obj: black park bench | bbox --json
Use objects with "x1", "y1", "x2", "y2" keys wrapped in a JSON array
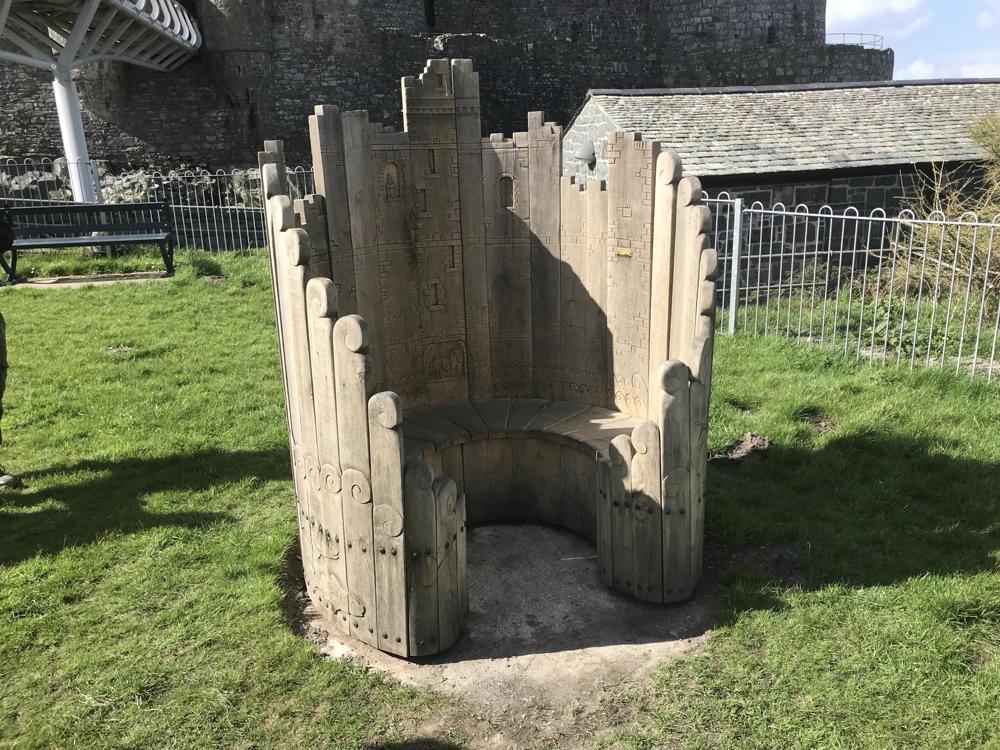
[{"x1": 0, "y1": 201, "x2": 175, "y2": 284}]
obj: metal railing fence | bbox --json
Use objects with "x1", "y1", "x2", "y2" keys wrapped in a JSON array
[
  {"x1": 1, "y1": 158, "x2": 314, "y2": 252},
  {"x1": 713, "y1": 199, "x2": 1000, "y2": 381},
  {"x1": 826, "y1": 32, "x2": 884, "y2": 49}
]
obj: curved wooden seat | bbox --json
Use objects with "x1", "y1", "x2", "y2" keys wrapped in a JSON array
[
  {"x1": 401, "y1": 399, "x2": 638, "y2": 460},
  {"x1": 260, "y1": 59, "x2": 719, "y2": 659}
]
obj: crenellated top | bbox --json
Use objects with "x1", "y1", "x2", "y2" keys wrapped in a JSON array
[{"x1": 263, "y1": 59, "x2": 717, "y2": 424}]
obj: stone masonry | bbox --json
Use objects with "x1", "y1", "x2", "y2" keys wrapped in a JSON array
[{"x1": 0, "y1": 0, "x2": 892, "y2": 168}]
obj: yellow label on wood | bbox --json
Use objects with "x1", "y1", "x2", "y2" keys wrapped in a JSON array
[{"x1": 615, "y1": 246, "x2": 632, "y2": 257}]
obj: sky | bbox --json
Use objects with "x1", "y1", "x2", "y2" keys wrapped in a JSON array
[{"x1": 826, "y1": 0, "x2": 1000, "y2": 79}]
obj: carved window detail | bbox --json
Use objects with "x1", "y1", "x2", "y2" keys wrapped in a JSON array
[
  {"x1": 384, "y1": 162, "x2": 401, "y2": 203},
  {"x1": 427, "y1": 149, "x2": 437, "y2": 175},
  {"x1": 499, "y1": 175, "x2": 514, "y2": 208}
]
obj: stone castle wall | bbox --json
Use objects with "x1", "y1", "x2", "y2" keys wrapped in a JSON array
[{"x1": 0, "y1": 0, "x2": 892, "y2": 168}]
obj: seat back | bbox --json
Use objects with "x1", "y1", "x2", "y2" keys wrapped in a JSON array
[{"x1": 260, "y1": 59, "x2": 714, "y2": 422}]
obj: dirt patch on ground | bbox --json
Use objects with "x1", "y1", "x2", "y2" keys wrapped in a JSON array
[
  {"x1": 282, "y1": 524, "x2": 717, "y2": 749},
  {"x1": 795, "y1": 407, "x2": 837, "y2": 435},
  {"x1": 710, "y1": 432, "x2": 773, "y2": 472}
]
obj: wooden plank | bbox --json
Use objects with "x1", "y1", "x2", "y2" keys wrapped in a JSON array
[
  {"x1": 558, "y1": 444, "x2": 589, "y2": 537},
  {"x1": 434, "y1": 476, "x2": 461, "y2": 651},
  {"x1": 402, "y1": 406, "x2": 471, "y2": 445},
  {"x1": 608, "y1": 434, "x2": 635, "y2": 595},
  {"x1": 461, "y1": 439, "x2": 491, "y2": 525},
  {"x1": 434, "y1": 400, "x2": 489, "y2": 437},
  {"x1": 584, "y1": 180, "x2": 610, "y2": 408},
  {"x1": 471, "y1": 398, "x2": 511, "y2": 436},
  {"x1": 305, "y1": 277, "x2": 349, "y2": 636},
  {"x1": 309, "y1": 105, "x2": 357, "y2": 313},
  {"x1": 340, "y1": 111, "x2": 386, "y2": 392},
  {"x1": 332, "y1": 314, "x2": 378, "y2": 647},
  {"x1": 595, "y1": 456, "x2": 614, "y2": 587},
  {"x1": 687, "y1": 247, "x2": 718, "y2": 590},
  {"x1": 560, "y1": 177, "x2": 589, "y2": 402},
  {"x1": 403, "y1": 458, "x2": 438, "y2": 656},
  {"x1": 484, "y1": 439, "x2": 514, "y2": 521},
  {"x1": 668, "y1": 177, "x2": 711, "y2": 365},
  {"x1": 456, "y1": 491, "x2": 469, "y2": 626},
  {"x1": 605, "y1": 132, "x2": 659, "y2": 418},
  {"x1": 294, "y1": 194, "x2": 332, "y2": 280},
  {"x1": 402, "y1": 436, "x2": 435, "y2": 461},
  {"x1": 535, "y1": 439, "x2": 563, "y2": 526},
  {"x1": 368, "y1": 391, "x2": 408, "y2": 655},
  {"x1": 574, "y1": 447, "x2": 599, "y2": 543},
  {"x1": 527, "y1": 112, "x2": 563, "y2": 400},
  {"x1": 510, "y1": 438, "x2": 540, "y2": 520},
  {"x1": 630, "y1": 420, "x2": 664, "y2": 603},
  {"x1": 505, "y1": 398, "x2": 549, "y2": 434},
  {"x1": 524, "y1": 399, "x2": 591, "y2": 432},
  {"x1": 659, "y1": 360, "x2": 693, "y2": 602},
  {"x1": 453, "y1": 60, "x2": 493, "y2": 400},
  {"x1": 483, "y1": 131, "x2": 533, "y2": 398},
  {"x1": 648, "y1": 151, "x2": 682, "y2": 421},
  {"x1": 440, "y1": 444, "x2": 466, "y2": 500},
  {"x1": 401, "y1": 61, "x2": 469, "y2": 407}
]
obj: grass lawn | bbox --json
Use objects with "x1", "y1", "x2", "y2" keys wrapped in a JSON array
[{"x1": 1, "y1": 252, "x2": 998, "y2": 748}]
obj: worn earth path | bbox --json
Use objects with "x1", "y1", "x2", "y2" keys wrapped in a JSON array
[{"x1": 286, "y1": 523, "x2": 718, "y2": 749}]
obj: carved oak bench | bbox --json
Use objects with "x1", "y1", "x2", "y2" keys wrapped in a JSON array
[{"x1": 261, "y1": 59, "x2": 718, "y2": 659}]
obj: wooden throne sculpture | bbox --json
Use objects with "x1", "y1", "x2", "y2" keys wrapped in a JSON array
[{"x1": 261, "y1": 59, "x2": 718, "y2": 658}]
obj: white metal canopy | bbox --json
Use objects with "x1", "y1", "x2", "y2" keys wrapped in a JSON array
[{"x1": 0, "y1": 0, "x2": 202, "y2": 201}]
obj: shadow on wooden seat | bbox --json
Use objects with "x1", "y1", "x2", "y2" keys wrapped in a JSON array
[{"x1": 260, "y1": 59, "x2": 718, "y2": 658}]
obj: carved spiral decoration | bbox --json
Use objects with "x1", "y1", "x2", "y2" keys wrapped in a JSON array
[
  {"x1": 631, "y1": 421, "x2": 658, "y2": 456},
  {"x1": 659, "y1": 360, "x2": 690, "y2": 395},
  {"x1": 433, "y1": 477, "x2": 458, "y2": 513},
  {"x1": 284, "y1": 228, "x2": 310, "y2": 268},
  {"x1": 306, "y1": 456, "x2": 323, "y2": 493},
  {"x1": 322, "y1": 464, "x2": 342, "y2": 494},
  {"x1": 306, "y1": 277, "x2": 338, "y2": 320},
  {"x1": 342, "y1": 468, "x2": 372, "y2": 505},
  {"x1": 369, "y1": 391, "x2": 402, "y2": 429},
  {"x1": 333, "y1": 315, "x2": 367, "y2": 353},
  {"x1": 373, "y1": 504, "x2": 405, "y2": 537}
]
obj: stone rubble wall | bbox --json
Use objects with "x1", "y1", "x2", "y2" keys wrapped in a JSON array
[{"x1": 0, "y1": 0, "x2": 892, "y2": 168}]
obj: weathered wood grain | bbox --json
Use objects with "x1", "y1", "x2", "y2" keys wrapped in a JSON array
[
  {"x1": 403, "y1": 458, "x2": 438, "y2": 656},
  {"x1": 305, "y1": 277, "x2": 350, "y2": 635},
  {"x1": 648, "y1": 151, "x2": 682, "y2": 420},
  {"x1": 309, "y1": 105, "x2": 357, "y2": 313},
  {"x1": 332, "y1": 314, "x2": 378, "y2": 647},
  {"x1": 596, "y1": 455, "x2": 614, "y2": 587},
  {"x1": 434, "y1": 476, "x2": 461, "y2": 651},
  {"x1": 659, "y1": 360, "x2": 692, "y2": 602},
  {"x1": 369, "y1": 391, "x2": 408, "y2": 656},
  {"x1": 527, "y1": 112, "x2": 563, "y2": 400},
  {"x1": 608, "y1": 434, "x2": 635, "y2": 594},
  {"x1": 630, "y1": 420, "x2": 663, "y2": 602}
]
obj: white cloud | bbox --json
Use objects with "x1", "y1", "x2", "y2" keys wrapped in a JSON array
[
  {"x1": 899, "y1": 59, "x2": 936, "y2": 79},
  {"x1": 977, "y1": 0, "x2": 1000, "y2": 28},
  {"x1": 961, "y1": 60, "x2": 1000, "y2": 77},
  {"x1": 827, "y1": 0, "x2": 923, "y2": 24},
  {"x1": 895, "y1": 12, "x2": 932, "y2": 37}
]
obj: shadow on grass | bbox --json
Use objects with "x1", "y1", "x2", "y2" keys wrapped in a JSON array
[
  {"x1": 707, "y1": 431, "x2": 1000, "y2": 616},
  {"x1": 364, "y1": 742, "x2": 465, "y2": 750},
  {"x1": 0, "y1": 448, "x2": 291, "y2": 565}
]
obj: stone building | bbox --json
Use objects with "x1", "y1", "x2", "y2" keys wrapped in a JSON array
[
  {"x1": 562, "y1": 80, "x2": 1000, "y2": 213},
  {"x1": 0, "y1": 0, "x2": 892, "y2": 167}
]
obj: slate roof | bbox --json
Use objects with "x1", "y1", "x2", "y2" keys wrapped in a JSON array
[{"x1": 583, "y1": 80, "x2": 1000, "y2": 177}]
